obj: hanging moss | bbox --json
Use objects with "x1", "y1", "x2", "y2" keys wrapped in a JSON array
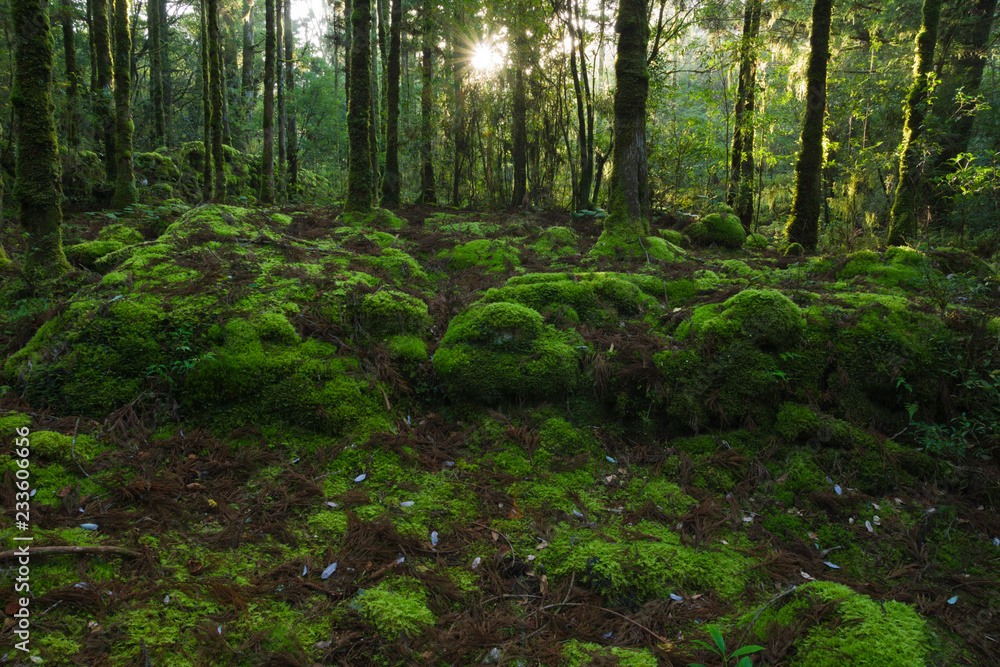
[
  {"x1": 783, "y1": 0, "x2": 833, "y2": 252},
  {"x1": 12, "y1": 0, "x2": 71, "y2": 280},
  {"x1": 110, "y1": 0, "x2": 136, "y2": 209}
]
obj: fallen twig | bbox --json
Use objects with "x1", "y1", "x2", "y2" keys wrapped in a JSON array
[{"x1": 0, "y1": 545, "x2": 140, "y2": 560}]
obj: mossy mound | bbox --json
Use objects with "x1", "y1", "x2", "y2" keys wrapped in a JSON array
[
  {"x1": 590, "y1": 230, "x2": 686, "y2": 261},
  {"x1": 686, "y1": 212, "x2": 746, "y2": 249},
  {"x1": 440, "y1": 238, "x2": 520, "y2": 272},
  {"x1": 340, "y1": 208, "x2": 406, "y2": 230},
  {"x1": 433, "y1": 302, "x2": 582, "y2": 402},
  {"x1": 678, "y1": 288, "x2": 804, "y2": 350},
  {"x1": 742, "y1": 582, "x2": 932, "y2": 667},
  {"x1": 533, "y1": 225, "x2": 579, "y2": 259},
  {"x1": 562, "y1": 640, "x2": 658, "y2": 667},
  {"x1": 134, "y1": 151, "x2": 181, "y2": 182}
]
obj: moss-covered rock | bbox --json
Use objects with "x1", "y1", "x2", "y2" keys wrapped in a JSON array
[
  {"x1": 340, "y1": 207, "x2": 406, "y2": 230},
  {"x1": 441, "y1": 239, "x2": 520, "y2": 272},
  {"x1": 25, "y1": 430, "x2": 105, "y2": 463},
  {"x1": 533, "y1": 225, "x2": 578, "y2": 259},
  {"x1": 679, "y1": 288, "x2": 804, "y2": 350},
  {"x1": 482, "y1": 272, "x2": 655, "y2": 325},
  {"x1": 686, "y1": 212, "x2": 746, "y2": 249},
  {"x1": 776, "y1": 402, "x2": 820, "y2": 441},
  {"x1": 134, "y1": 151, "x2": 180, "y2": 182},
  {"x1": 742, "y1": 582, "x2": 931, "y2": 667},
  {"x1": 433, "y1": 302, "x2": 581, "y2": 402}
]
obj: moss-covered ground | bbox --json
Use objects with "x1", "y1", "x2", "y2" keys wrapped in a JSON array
[{"x1": 1, "y1": 203, "x2": 999, "y2": 666}]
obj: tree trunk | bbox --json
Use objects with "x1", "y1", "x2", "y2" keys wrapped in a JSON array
[
  {"x1": 12, "y1": 0, "x2": 70, "y2": 279},
  {"x1": 510, "y1": 26, "x2": 527, "y2": 209},
  {"x1": 241, "y1": 0, "x2": 254, "y2": 150},
  {"x1": 450, "y1": 7, "x2": 466, "y2": 207},
  {"x1": 93, "y1": 0, "x2": 115, "y2": 180},
  {"x1": 345, "y1": 0, "x2": 373, "y2": 212},
  {"x1": 784, "y1": 0, "x2": 833, "y2": 251},
  {"x1": 344, "y1": 0, "x2": 352, "y2": 108},
  {"x1": 260, "y1": 0, "x2": 275, "y2": 202},
  {"x1": 200, "y1": 0, "x2": 212, "y2": 200},
  {"x1": 285, "y1": 0, "x2": 297, "y2": 192},
  {"x1": 887, "y1": 0, "x2": 941, "y2": 245},
  {"x1": 381, "y1": 0, "x2": 400, "y2": 207},
  {"x1": 111, "y1": 0, "x2": 135, "y2": 208},
  {"x1": 570, "y1": 0, "x2": 594, "y2": 211},
  {"x1": 208, "y1": 0, "x2": 226, "y2": 200},
  {"x1": 87, "y1": 0, "x2": 97, "y2": 92},
  {"x1": 368, "y1": 1, "x2": 379, "y2": 190},
  {"x1": 147, "y1": 0, "x2": 165, "y2": 146},
  {"x1": 219, "y1": 16, "x2": 232, "y2": 147},
  {"x1": 728, "y1": 0, "x2": 761, "y2": 230},
  {"x1": 276, "y1": 0, "x2": 285, "y2": 196},
  {"x1": 157, "y1": 0, "x2": 170, "y2": 144},
  {"x1": 418, "y1": 0, "x2": 435, "y2": 204},
  {"x1": 601, "y1": 0, "x2": 650, "y2": 242},
  {"x1": 61, "y1": 3, "x2": 80, "y2": 148}
]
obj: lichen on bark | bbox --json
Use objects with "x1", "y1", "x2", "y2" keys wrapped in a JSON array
[
  {"x1": 12, "y1": 0, "x2": 70, "y2": 279},
  {"x1": 345, "y1": 0, "x2": 374, "y2": 212}
]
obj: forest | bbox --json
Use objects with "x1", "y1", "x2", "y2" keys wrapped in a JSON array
[{"x1": 0, "y1": 0, "x2": 999, "y2": 663}]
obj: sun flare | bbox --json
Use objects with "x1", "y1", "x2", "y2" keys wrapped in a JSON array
[{"x1": 470, "y1": 41, "x2": 504, "y2": 72}]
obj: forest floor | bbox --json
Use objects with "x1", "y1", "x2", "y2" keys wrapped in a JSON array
[{"x1": 1, "y1": 202, "x2": 999, "y2": 666}]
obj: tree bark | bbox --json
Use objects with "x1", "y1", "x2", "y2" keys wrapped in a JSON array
[
  {"x1": 208, "y1": 0, "x2": 226, "y2": 200},
  {"x1": 93, "y1": 0, "x2": 115, "y2": 180},
  {"x1": 157, "y1": 0, "x2": 171, "y2": 144},
  {"x1": 510, "y1": 26, "x2": 527, "y2": 209},
  {"x1": 86, "y1": 0, "x2": 97, "y2": 92},
  {"x1": 418, "y1": 0, "x2": 435, "y2": 204},
  {"x1": 344, "y1": 0, "x2": 352, "y2": 108},
  {"x1": 887, "y1": 0, "x2": 940, "y2": 245},
  {"x1": 345, "y1": 0, "x2": 373, "y2": 212},
  {"x1": 728, "y1": 0, "x2": 761, "y2": 230},
  {"x1": 381, "y1": 0, "x2": 401, "y2": 207},
  {"x1": 369, "y1": 1, "x2": 379, "y2": 191},
  {"x1": 569, "y1": 0, "x2": 594, "y2": 211},
  {"x1": 602, "y1": 0, "x2": 650, "y2": 242},
  {"x1": 12, "y1": 0, "x2": 70, "y2": 279},
  {"x1": 260, "y1": 0, "x2": 275, "y2": 202},
  {"x1": 276, "y1": 0, "x2": 286, "y2": 196},
  {"x1": 200, "y1": 0, "x2": 212, "y2": 200},
  {"x1": 61, "y1": 3, "x2": 80, "y2": 148},
  {"x1": 241, "y1": 0, "x2": 254, "y2": 150},
  {"x1": 147, "y1": 0, "x2": 165, "y2": 146},
  {"x1": 784, "y1": 0, "x2": 833, "y2": 251},
  {"x1": 284, "y1": 0, "x2": 297, "y2": 191},
  {"x1": 111, "y1": 0, "x2": 136, "y2": 208}
]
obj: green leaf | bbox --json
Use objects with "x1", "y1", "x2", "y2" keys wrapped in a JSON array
[
  {"x1": 737, "y1": 658, "x2": 753, "y2": 667},
  {"x1": 709, "y1": 626, "x2": 726, "y2": 654},
  {"x1": 691, "y1": 640, "x2": 721, "y2": 656},
  {"x1": 731, "y1": 645, "x2": 765, "y2": 658}
]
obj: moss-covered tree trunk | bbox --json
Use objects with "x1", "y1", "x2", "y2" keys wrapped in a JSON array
[
  {"x1": 784, "y1": 0, "x2": 833, "y2": 252},
  {"x1": 450, "y1": 6, "x2": 466, "y2": 207},
  {"x1": 368, "y1": 3, "x2": 379, "y2": 193},
  {"x1": 260, "y1": 0, "x2": 275, "y2": 203},
  {"x1": 284, "y1": 0, "x2": 297, "y2": 192},
  {"x1": 93, "y1": 0, "x2": 115, "y2": 181},
  {"x1": 887, "y1": 0, "x2": 940, "y2": 245},
  {"x1": 86, "y1": 0, "x2": 97, "y2": 92},
  {"x1": 157, "y1": 0, "x2": 171, "y2": 144},
  {"x1": 418, "y1": 0, "x2": 435, "y2": 205},
  {"x1": 208, "y1": 0, "x2": 226, "y2": 201},
  {"x1": 241, "y1": 0, "x2": 254, "y2": 150},
  {"x1": 276, "y1": 0, "x2": 286, "y2": 197},
  {"x1": 381, "y1": 0, "x2": 401, "y2": 208},
  {"x1": 510, "y1": 25, "x2": 527, "y2": 209},
  {"x1": 12, "y1": 0, "x2": 70, "y2": 279},
  {"x1": 147, "y1": 0, "x2": 165, "y2": 146},
  {"x1": 111, "y1": 0, "x2": 135, "y2": 209},
  {"x1": 61, "y1": 3, "x2": 80, "y2": 148},
  {"x1": 344, "y1": 0, "x2": 352, "y2": 108},
  {"x1": 345, "y1": 0, "x2": 373, "y2": 212},
  {"x1": 218, "y1": 24, "x2": 232, "y2": 147},
  {"x1": 728, "y1": 0, "x2": 761, "y2": 230},
  {"x1": 601, "y1": 0, "x2": 650, "y2": 242},
  {"x1": 200, "y1": 0, "x2": 212, "y2": 200}
]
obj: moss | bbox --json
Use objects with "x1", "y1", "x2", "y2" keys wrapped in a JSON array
[
  {"x1": 775, "y1": 402, "x2": 820, "y2": 441},
  {"x1": 744, "y1": 582, "x2": 930, "y2": 667},
  {"x1": 27, "y1": 430, "x2": 105, "y2": 463},
  {"x1": 838, "y1": 249, "x2": 921, "y2": 286},
  {"x1": 434, "y1": 303, "x2": 581, "y2": 403},
  {"x1": 442, "y1": 238, "x2": 520, "y2": 272},
  {"x1": 483, "y1": 272, "x2": 654, "y2": 324},
  {"x1": 387, "y1": 334, "x2": 428, "y2": 363},
  {"x1": 533, "y1": 225, "x2": 578, "y2": 258},
  {"x1": 134, "y1": 151, "x2": 180, "y2": 181},
  {"x1": 363, "y1": 247, "x2": 429, "y2": 283},
  {"x1": 353, "y1": 577, "x2": 436, "y2": 636},
  {"x1": 689, "y1": 289, "x2": 804, "y2": 350},
  {"x1": 538, "y1": 417, "x2": 598, "y2": 457},
  {"x1": 772, "y1": 450, "x2": 827, "y2": 505},
  {"x1": 64, "y1": 239, "x2": 126, "y2": 269},
  {"x1": 589, "y1": 228, "x2": 685, "y2": 262},
  {"x1": 785, "y1": 241, "x2": 805, "y2": 256},
  {"x1": 425, "y1": 213, "x2": 499, "y2": 236},
  {"x1": 0, "y1": 412, "x2": 33, "y2": 437},
  {"x1": 687, "y1": 212, "x2": 746, "y2": 248},
  {"x1": 341, "y1": 207, "x2": 406, "y2": 230},
  {"x1": 359, "y1": 290, "x2": 431, "y2": 339},
  {"x1": 987, "y1": 317, "x2": 1000, "y2": 337},
  {"x1": 270, "y1": 212, "x2": 292, "y2": 226},
  {"x1": 562, "y1": 640, "x2": 658, "y2": 667},
  {"x1": 747, "y1": 232, "x2": 769, "y2": 248},
  {"x1": 657, "y1": 228, "x2": 686, "y2": 246}
]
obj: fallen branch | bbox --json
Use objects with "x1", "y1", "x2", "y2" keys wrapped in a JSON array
[{"x1": 0, "y1": 545, "x2": 140, "y2": 560}]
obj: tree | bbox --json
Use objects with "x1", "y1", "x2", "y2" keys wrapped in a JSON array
[
  {"x1": 93, "y1": 0, "x2": 115, "y2": 180},
  {"x1": 728, "y1": 0, "x2": 762, "y2": 230},
  {"x1": 418, "y1": 0, "x2": 436, "y2": 204},
  {"x1": 277, "y1": 0, "x2": 286, "y2": 195},
  {"x1": 887, "y1": 0, "x2": 940, "y2": 245},
  {"x1": 784, "y1": 0, "x2": 834, "y2": 252},
  {"x1": 201, "y1": 0, "x2": 213, "y2": 200},
  {"x1": 208, "y1": 0, "x2": 227, "y2": 200},
  {"x1": 261, "y1": 0, "x2": 276, "y2": 203},
  {"x1": 285, "y1": 0, "x2": 298, "y2": 191},
  {"x1": 345, "y1": 0, "x2": 374, "y2": 212},
  {"x1": 147, "y1": 0, "x2": 166, "y2": 146},
  {"x1": 60, "y1": 2, "x2": 80, "y2": 148},
  {"x1": 598, "y1": 0, "x2": 651, "y2": 245},
  {"x1": 12, "y1": 0, "x2": 70, "y2": 279},
  {"x1": 111, "y1": 0, "x2": 136, "y2": 209},
  {"x1": 510, "y1": 23, "x2": 527, "y2": 209},
  {"x1": 241, "y1": 0, "x2": 255, "y2": 149},
  {"x1": 566, "y1": 0, "x2": 595, "y2": 211},
  {"x1": 381, "y1": 0, "x2": 401, "y2": 207}
]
